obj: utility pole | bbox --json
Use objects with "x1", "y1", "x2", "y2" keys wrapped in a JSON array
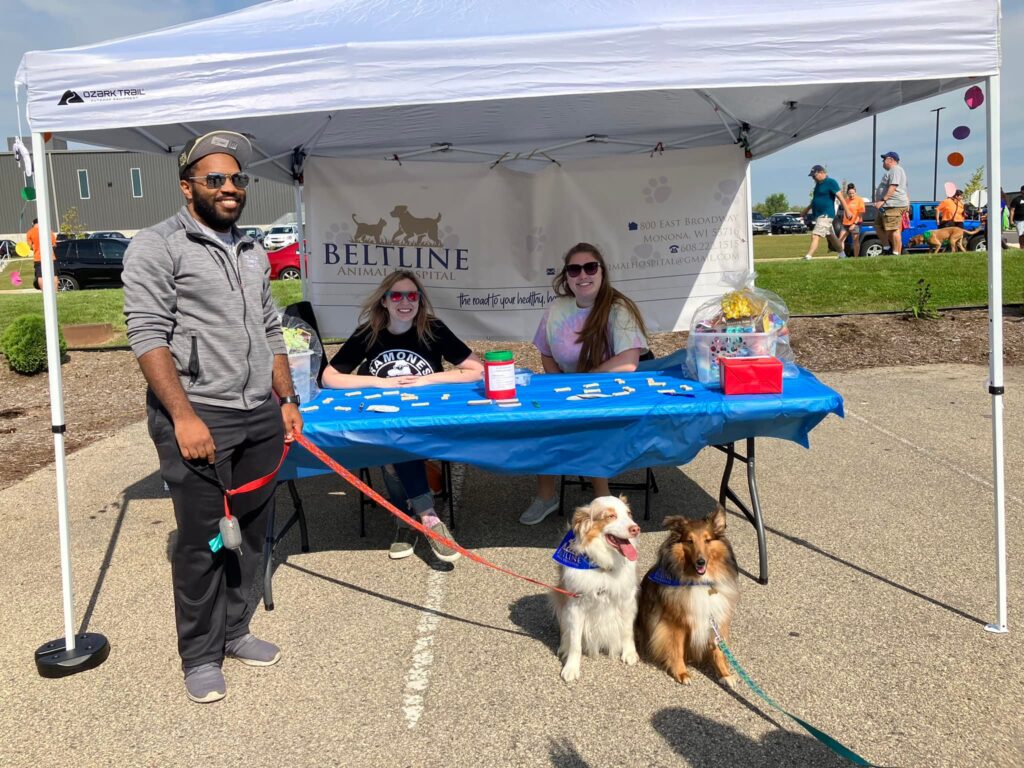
[{"x1": 930, "y1": 106, "x2": 946, "y2": 199}]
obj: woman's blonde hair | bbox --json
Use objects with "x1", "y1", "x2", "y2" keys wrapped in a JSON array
[
  {"x1": 357, "y1": 270, "x2": 437, "y2": 347},
  {"x1": 552, "y1": 242, "x2": 647, "y2": 373}
]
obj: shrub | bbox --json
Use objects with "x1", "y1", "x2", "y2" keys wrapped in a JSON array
[{"x1": 0, "y1": 314, "x2": 67, "y2": 374}]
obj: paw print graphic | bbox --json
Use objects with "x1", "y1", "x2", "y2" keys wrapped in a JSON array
[
  {"x1": 712, "y1": 179, "x2": 739, "y2": 207},
  {"x1": 440, "y1": 225, "x2": 460, "y2": 249},
  {"x1": 324, "y1": 221, "x2": 349, "y2": 243},
  {"x1": 643, "y1": 176, "x2": 671, "y2": 204},
  {"x1": 526, "y1": 227, "x2": 547, "y2": 255}
]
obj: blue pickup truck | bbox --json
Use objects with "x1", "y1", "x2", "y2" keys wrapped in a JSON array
[{"x1": 854, "y1": 201, "x2": 986, "y2": 256}]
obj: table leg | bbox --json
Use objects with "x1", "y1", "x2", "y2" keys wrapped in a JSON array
[{"x1": 715, "y1": 439, "x2": 768, "y2": 585}]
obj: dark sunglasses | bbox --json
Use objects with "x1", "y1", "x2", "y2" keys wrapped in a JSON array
[
  {"x1": 188, "y1": 172, "x2": 251, "y2": 189},
  {"x1": 389, "y1": 290, "x2": 419, "y2": 303},
  {"x1": 565, "y1": 261, "x2": 601, "y2": 278}
]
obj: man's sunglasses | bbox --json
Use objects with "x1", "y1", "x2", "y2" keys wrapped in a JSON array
[
  {"x1": 565, "y1": 261, "x2": 601, "y2": 278},
  {"x1": 389, "y1": 290, "x2": 419, "y2": 303},
  {"x1": 188, "y1": 172, "x2": 251, "y2": 189}
]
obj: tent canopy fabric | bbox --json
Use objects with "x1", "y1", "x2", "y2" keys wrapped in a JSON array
[{"x1": 15, "y1": 0, "x2": 1000, "y2": 182}]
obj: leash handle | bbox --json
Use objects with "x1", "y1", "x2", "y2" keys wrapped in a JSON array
[{"x1": 292, "y1": 432, "x2": 578, "y2": 598}]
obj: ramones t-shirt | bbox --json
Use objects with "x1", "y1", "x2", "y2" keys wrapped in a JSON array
[{"x1": 329, "y1": 319, "x2": 472, "y2": 379}]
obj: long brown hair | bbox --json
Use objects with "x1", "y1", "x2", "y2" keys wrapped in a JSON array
[
  {"x1": 358, "y1": 270, "x2": 438, "y2": 347},
  {"x1": 552, "y1": 243, "x2": 647, "y2": 373}
]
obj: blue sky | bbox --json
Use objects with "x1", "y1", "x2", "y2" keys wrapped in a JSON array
[{"x1": 4, "y1": 0, "x2": 1021, "y2": 206}]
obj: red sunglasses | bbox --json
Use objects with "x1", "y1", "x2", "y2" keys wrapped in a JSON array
[
  {"x1": 389, "y1": 290, "x2": 419, "y2": 303},
  {"x1": 565, "y1": 261, "x2": 601, "y2": 278}
]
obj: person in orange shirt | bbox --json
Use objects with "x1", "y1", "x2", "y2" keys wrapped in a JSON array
[
  {"x1": 26, "y1": 218, "x2": 58, "y2": 291},
  {"x1": 936, "y1": 189, "x2": 965, "y2": 229},
  {"x1": 838, "y1": 183, "x2": 866, "y2": 257}
]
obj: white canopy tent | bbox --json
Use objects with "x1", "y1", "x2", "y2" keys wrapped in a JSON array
[{"x1": 14, "y1": 0, "x2": 1007, "y2": 664}]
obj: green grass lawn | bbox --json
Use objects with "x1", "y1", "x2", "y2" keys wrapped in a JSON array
[
  {"x1": 0, "y1": 258, "x2": 34, "y2": 290},
  {"x1": 0, "y1": 254, "x2": 1020, "y2": 346}
]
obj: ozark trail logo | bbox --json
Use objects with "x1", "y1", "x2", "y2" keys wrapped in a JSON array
[{"x1": 57, "y1": 87, "x2": 146, "y2": 106}]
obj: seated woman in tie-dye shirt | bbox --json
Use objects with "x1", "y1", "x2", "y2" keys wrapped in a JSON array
[{"x1": 519, "y1": 242, "x2": 648, "y2": 525}]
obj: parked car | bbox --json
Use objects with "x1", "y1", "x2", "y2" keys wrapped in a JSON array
[
  {"x1": 856, "y1": 201, "x2": 985, "y2": 257},
  {"x1": 751, "y1": 212, "x2": 770, "y2": 235},
  {"x1": 769, "y1": 214, "x2": 807, "y2": 234},
  {"x1": 264, "y1": 224, "x2": 298, "y2": 250},
  {"x1": 88, "y1": 231, "x2": 127, "y2": 240},
  {"x1": 0, "y1": 239, "x2": 17, "y2": 258},
  {"x1": 54, "y1": 237, "x2": 128, "y2": 290},
  {"x1": 268, "y1": 242, "x2": 303, "y2": 280},
  {"x1": 239, "y1": 225, "x2": 265, "y2": 244}
]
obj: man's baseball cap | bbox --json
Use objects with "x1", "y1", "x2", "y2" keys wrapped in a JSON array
[
  {"x1": 846, "y1": 182, "x2": 856, "y2": 190},
  {"x1": 808, "y1": 164, "x2": 826, "y2": 176},
  {"x1": 178, "y1": 131, "x2": 252, "y2": 179},
  {"x1": 880, "y1": 151, "x2": 900, "y2": 162}
]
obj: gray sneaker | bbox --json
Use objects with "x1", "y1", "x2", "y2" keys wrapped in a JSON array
[
  {"x1": 389, "y1": 525, "x2": 417, "y2": 560},
  {"x1": 519, "y1": 496, "x2": 559, "y2": 525},
  {"x1": 225, "y1": 633, "x2": 281, "y2": 667},
  {"x1": 426, "y1": 521, "x2": 461, "y2": 562},
  {"x1": 184, "y1": 662, "x2": 226, "y2": 703}
]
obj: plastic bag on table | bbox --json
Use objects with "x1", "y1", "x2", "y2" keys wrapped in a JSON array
[
  {"x1": 279, "y1": 312, "x2": 323, "y2": 404},
  {"x1": 685, "y1": 271, "x2": 796, "y2": 384}
]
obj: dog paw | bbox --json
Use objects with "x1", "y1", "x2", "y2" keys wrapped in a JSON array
[
  {"x1": 621, "y1": 648, "x2": 639, "y2": 666},
  {"x1": 719, "y1": 674, "x2": 738, "y2": 689},
  {"x1": 672, "y1": 670, "x2": 692, "y2": 685},
  {"x1": 560, "y1": 661, "x2": 581, "y2": 683}
]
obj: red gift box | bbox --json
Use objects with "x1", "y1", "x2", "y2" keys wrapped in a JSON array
[{"x1": 719, "y1": 355, "x2": 783, "y2": 395}]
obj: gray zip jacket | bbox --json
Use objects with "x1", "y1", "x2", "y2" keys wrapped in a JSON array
[{"x1": 122, "y1": 207, "x2": 287, "y2": 410}]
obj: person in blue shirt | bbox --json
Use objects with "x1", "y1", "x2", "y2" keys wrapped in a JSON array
[{"x1": 801, "y1": 164, "x2": 851, "y2": 261}]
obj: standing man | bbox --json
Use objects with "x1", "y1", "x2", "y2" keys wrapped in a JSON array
[
  {"x1": 801, "y1": 164, "x2": 851, "y2": 260},
  {"x1": 26, "y1": 217, "x2": 57, "y2": 291},
  {"x1": 1009, "y1": 186, "x2": 1024, "y2": 249},
  {"x1": 873, "y1": 151, "x2": 910, "y2": 255},
  {"x1": 122, "y1": 130, "x2": 303, "y2": 704},
  {"x1": 936, "y1": 189, "x2": 965, "y2": 229},
  {"x1": 838, "y1": 183, "x2": 866, "y2": 257}
]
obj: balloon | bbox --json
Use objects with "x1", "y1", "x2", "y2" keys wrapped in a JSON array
[
  {"x1": 10, "y1": 271, "x2": 22, "y2": 287},
  {"x1": 944, "y1": 182, "x2": 957, "y2": 198},
  {"x1": 964, "y1": 86, "x2": 984, "y2": 109},
  {"x1": 43, "y1": 132, "x2": 53, "y2": 143},
  {"x1": 952, "y1": 125, "x2": 970, "y2": 140},
  {"x1": 15, "y1": 241, "x2": 31, "y2": 257},
  {"x1": 947, "y1": 152, "x2": 964, "y2": 167}
]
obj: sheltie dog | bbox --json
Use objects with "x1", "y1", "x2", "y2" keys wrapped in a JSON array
[
  {"x1": 636, "y1": 506, "x2": 740, "y2": 686},
  {"x1": 551, "y1": 496, "x2": 641, "y2": 683}
]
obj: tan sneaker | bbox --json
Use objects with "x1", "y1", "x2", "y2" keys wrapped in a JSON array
[
  {"x1": 389, "y1": 526, "x2": 417, "y2": 560},
  {"x1": 426, "y1": 521, "x2": 460, "y2": 562}
]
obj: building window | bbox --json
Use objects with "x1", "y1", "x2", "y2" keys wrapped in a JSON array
[
  {"x1": 77, "y1": 169, "x2": 90, "y2": 200},
  {"x1": 130, "y1": 168, "x2": 143, "y2": 198}
]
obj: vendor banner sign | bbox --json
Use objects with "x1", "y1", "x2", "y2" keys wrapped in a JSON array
[{"x1": 305, "y1": 146, "x2": 750, "y2": 340}]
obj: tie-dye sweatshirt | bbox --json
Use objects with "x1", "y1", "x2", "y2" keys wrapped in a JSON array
[{"x1": 532, "y1": 296, "x2": 647, "y2": 373}]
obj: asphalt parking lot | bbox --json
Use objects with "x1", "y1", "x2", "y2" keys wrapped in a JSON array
[{"x1": 1, "y1": 363, "x2": 1021, "y2": 768}]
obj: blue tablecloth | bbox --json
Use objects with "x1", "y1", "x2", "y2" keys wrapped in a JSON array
[{"x1": 279, "y1": 367, "x2": 843, "y2": 481}]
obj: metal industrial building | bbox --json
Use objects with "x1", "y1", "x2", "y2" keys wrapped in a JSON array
[{"x1": 2, "y1": 137, "x2": 294, "y2": 239}]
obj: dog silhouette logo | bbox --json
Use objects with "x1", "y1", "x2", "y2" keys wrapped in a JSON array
[
  {"x1": 351, "y1": 214, "x2": 387, "y2": 244},
  {"x1": 390, "y1": 205, "x2": 442, "y2": 247},
  {"x1": 58, "y1": 90, "x2": 84, "y2": 106}
]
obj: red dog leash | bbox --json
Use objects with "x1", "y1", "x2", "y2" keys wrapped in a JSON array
[{"x1": 292, "y1": 432, "x2": 577, "y2": 598}]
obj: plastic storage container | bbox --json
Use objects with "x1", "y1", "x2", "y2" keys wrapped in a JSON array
[
  {"x1": 484, "y1": 350, "x2": 517, "y2": 400},
  {"x1": 688, "y1": 331, "x2": 776, "y2": 386}
]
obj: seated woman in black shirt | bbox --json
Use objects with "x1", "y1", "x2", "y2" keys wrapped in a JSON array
[{"x1": 322, "y1": 270, "x2": 483, "y2": 563}]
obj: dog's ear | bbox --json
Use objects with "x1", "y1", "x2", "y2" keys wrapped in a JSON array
[
  {"x1": 662, "y1": 515, "x2": 689, "y2": 533},
  {"x1": 572, "y1": 505, "x2": 594, "y2": 537},
  {"x1": 709, "y1": 505, "x2": 727, "y2": 535}
]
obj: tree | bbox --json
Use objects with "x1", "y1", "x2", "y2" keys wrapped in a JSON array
[
  {"x1": 59, "y1": 207, "x2": 87, "y2": 239},
  {"x1": 754, "y1": 193, "x2": 789, "y2": 216},
  {"x1": 963, "y1": 166, "x2": 985, "y2": 203}
]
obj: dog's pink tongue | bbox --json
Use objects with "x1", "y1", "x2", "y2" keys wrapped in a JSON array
[{"x1": 621, "y1": 540, "x2": 638, "y2": 562}]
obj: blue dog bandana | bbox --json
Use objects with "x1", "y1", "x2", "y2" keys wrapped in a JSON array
[
  {"x1": 647, "y1": 567, "x2": 716, "y2": 588},
  {"x1": 552, "y1": 531, "x2": 599, "y2": 570}
]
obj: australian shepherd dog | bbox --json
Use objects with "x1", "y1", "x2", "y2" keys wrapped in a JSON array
[
  {"x1": 636, "y1": 506, "x2": 740, "y2": 686},
  {"x1": 551, "y1": 496, "x2": 641, "y2": 682}
]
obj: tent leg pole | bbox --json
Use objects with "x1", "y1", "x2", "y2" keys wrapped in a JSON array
[
  {"x1": 744, "y1": 162, "x2": 755, "y2": 272},
  {"x1": 293, "y1": 182, "x2": 306, "y2": 302},
  {"x1": 983, "y1": 74, "x2": 1008, "y2": 635},
  {"x1": 30, "y1": 131, "x2": 111, "y2": 674}
]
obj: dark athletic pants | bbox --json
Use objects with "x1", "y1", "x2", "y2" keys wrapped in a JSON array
[{"x1": 147, "y1": 390, "x2": 285, "y2": 668}]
